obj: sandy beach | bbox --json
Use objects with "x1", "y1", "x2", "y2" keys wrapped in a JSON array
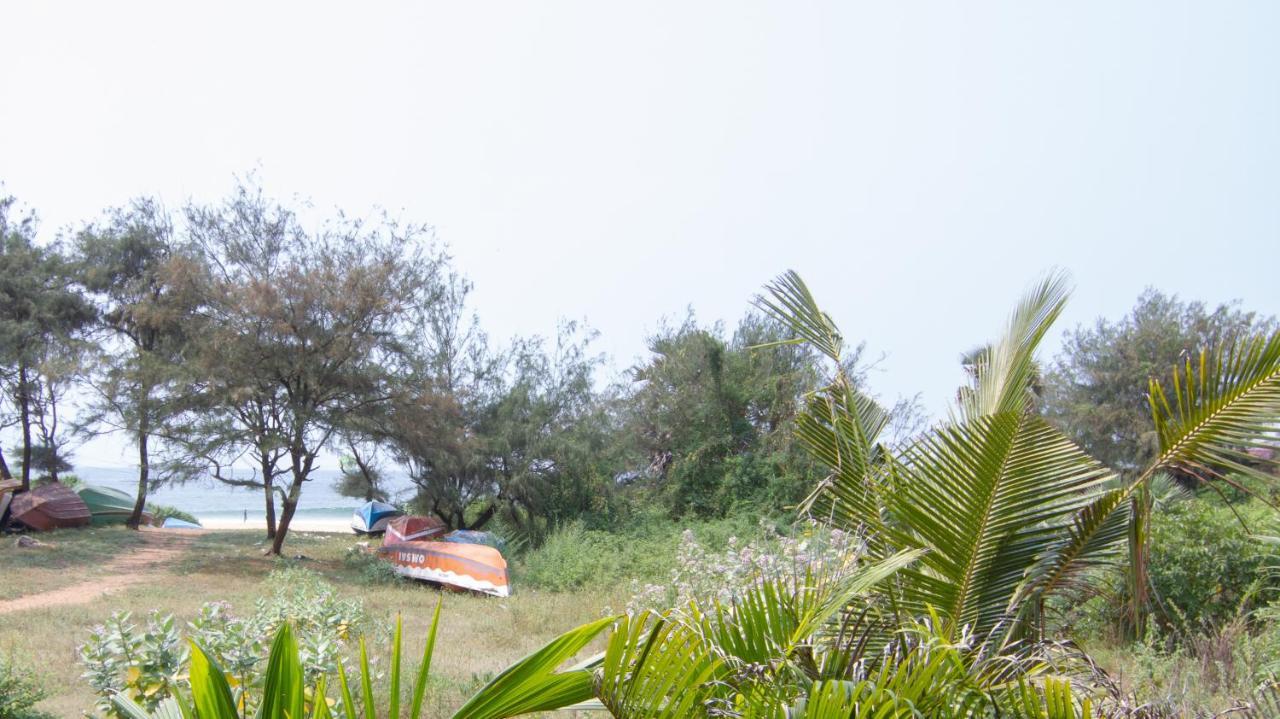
[{"x1": 197, "y1": 515, "x2": 352, "y2": 533}]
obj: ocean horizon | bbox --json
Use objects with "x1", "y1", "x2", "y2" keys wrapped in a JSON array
[{"x1": 69, "y1": 466, "x2": 416, "y2": 525}]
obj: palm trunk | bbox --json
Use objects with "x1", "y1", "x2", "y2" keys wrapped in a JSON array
[{"x1": 1124, "y1": 484, "x2": 1152, "y2": 640}]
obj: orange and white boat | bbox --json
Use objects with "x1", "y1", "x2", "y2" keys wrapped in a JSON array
[{"x1": 379, "y1": 538, "x2": 511, "y2": 597}]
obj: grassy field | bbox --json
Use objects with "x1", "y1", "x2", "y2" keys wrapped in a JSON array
[{"x1": 0, "y1": 527, "x2": 624, "y2": 718}]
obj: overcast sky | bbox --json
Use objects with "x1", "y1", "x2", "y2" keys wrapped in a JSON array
[{"x1": 2, "y1": 2, "x2": 1277, "y2": 468}]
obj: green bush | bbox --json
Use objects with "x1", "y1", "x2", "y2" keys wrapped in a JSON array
[
  {"x1": 0, "y1": 653, "x2": 51, "y2": 719},
  {"x1": 80, "y1": 567, "x2": 372, "y2": 716},
  {"x1": 343, "y1": 545, "x2": 404, "y2": 585},
  {"x1": 516, "y1": 513, "x2": 781, "y2": 593},
  {"x1": 1148, "y1": 497, "x2": 1280, "y2": 631},
  {"x1": 146, "y1": 503, "x2": 200, "y2": 525}
]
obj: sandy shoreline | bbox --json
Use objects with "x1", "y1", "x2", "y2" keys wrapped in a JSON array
[{"x1": 197, "y1": 516, "x2": 352, "y2": 533}]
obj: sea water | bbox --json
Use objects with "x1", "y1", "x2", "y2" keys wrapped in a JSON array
[{"x1": 72, "y1": 466, "x2": 416, "y2": 527}]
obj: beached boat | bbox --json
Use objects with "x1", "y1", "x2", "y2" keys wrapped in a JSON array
[
  {"x1": 0, "y1": 479, "x2": 19, "y2": 525},
  {"x1": 77, "y1": 484, "x2": 137, "y2": 525},
  {"x1": 379, "y1": 539, "x2": 511, "y2": 597},
  {"x1": 351, "y1": 500, "x2": 402, "y2": 534},
  {"x1": 9, "y1": 482, "x2": 92, "y2": 531},
  {"x1": 382, "y1": 515, "x2": 447, "y2": 545}
]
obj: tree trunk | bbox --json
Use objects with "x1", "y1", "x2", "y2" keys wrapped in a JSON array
[
  {"x1": 127, "y1": 395, "x2": 151, "y2": 530},
  {"x1": 262, "y1": 454, "x2": 277, "y2": 539},
  {"x1": 269, "y1": 493, "x2": 299, "y2": 555},
  {"x1": 17, "y1": 363, "x2": 32, "y2": 491},
  {"x1": 0, "y1": 449, "x2": 11, "y2": 481},
  {"x1": 1124, "y1": 485, "x2": 1151, "y2": 640}
]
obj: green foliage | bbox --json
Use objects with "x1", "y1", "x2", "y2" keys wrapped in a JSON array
[
  {"x1": 1148, "y1": 496, "x2": 1280, "y2": 631},
  {"x1": 0, "y1": 653, "x2": 52, "y2": 719},
  {"x1": 110, "y1": 609, "x2": 442, "y2": 719},
  {"x1": 342, "y1": 546, "x2": 403, "y2": 585},
  {"x1": 1045, "y1": 288, "x2": 1276, "y2": 475},
  {"x1": 146, "y1": 504, "x2": 199, "y2": 526},
  {"x1": 622, "y1": 312, "x2": 827, "y2": 519},
  {"x1": 81, "y1": 568, "x2": 369, "y2": 716}
]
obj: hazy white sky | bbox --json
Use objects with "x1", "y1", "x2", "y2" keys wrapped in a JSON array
[{"x1": 2, "y1": 2, "x2": 1277, "y2": 468}]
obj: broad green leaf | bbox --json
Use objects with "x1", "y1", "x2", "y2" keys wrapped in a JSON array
[
  {"x1": 188, "y1": 640, "x2": 239, "y2": 719},
  {"x1": 451, "y1": 614, "x2": 618, "y2": 719},
  {"x1": 259, "y1": 623, "x2": 305, "y2": 719}
]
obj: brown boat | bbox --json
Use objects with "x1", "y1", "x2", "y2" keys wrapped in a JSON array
[{"x1": 9, "y1": 482, "x2": 92, "y2": 531}]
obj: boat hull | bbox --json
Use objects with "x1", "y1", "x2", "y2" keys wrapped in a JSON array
[
  {"x1": 379, "y1": 540, "x2": 510, "y2": 597},
  {"x1": 10, "y1": 483, "x2": 92, "y2": 531},
  {"x1": 351, "y1": 501, "x2": 401, "y2": 534}
]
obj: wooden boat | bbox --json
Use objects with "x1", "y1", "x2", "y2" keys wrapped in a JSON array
[
  {"x1": 379, "y1": 539, "x2": 511, "y2": 597},
  {"x1": 382, "y1": 515, "x2": 447, "y2": 545},
  {"x1": 351, "y1": 500, "x2": 401, "y2": 534},
  {"x1": 9, "y1": 482, "x2": 92, "y2": 531},
  {"x1": 0, "y1": 479, "x2": 19, "y2": 525},
  {"x1": 76, "y1": 485, "x2": 137, "y2": 526}
]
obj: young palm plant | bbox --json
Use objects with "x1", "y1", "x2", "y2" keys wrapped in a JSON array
[{"x1": 454, "y1": 270, "x2": 1280, "y2": 718}]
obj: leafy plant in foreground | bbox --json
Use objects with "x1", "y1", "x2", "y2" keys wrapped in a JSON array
[{"x1": 110, "y1": 603, "x2": 440, "y2": 719}]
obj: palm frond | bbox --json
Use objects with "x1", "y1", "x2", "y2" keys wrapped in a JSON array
[
  {"x1": 955, "y1": 271, "x2": 1071, "y2": 422},
  {"x1": 1149, "y1": 331, "x2": 1280, "y2": 482},
  {"x1": 755, "y1": 270, "x2": 845, "y2": 363},
  {"x1": 892, "y1": 413, "x2": 1112, "y2": 639},
  {"x1": 450, "y1": 614, "x2": 617, "y2": 719}
]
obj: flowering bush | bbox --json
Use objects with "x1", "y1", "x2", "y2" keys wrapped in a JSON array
[
  {"x1": 80, "y1": 567, "x2": 372, "y2": 717},
  {"x1": 627, "y1": 520, "x2": 866, "y2": 612}
]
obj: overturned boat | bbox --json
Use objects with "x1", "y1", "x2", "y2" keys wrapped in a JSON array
[
  {"x1": 378, "y1": 518, "x2": 510, "y2": 597},
  {"x1": 351, "y1": 500, "x2": 402, "y2": 534},
  {"x1": 9, "y1": 482, "x2": 92, "y2": 531},
  {"x1": 77, "y1": 485, "x2": 142, "y2": 526},
  {"x1": 383, "y1": 514, "x2": 447, "y2": 544}
]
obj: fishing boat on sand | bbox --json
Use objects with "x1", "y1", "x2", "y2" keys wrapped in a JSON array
[
  {"x1": 383, "y1": 514, "x2": 447, "y2": 544},
  {"x1": 9, "y1": 482, "x2": 92, "y2": 531},
  {"x1": 351, "y1": 500, "x2": 402, "y2": 535},
  {"x1": 77, "y1": 484, "x2": 148, "y2": 526},
  {"x1": 377, "y1": 516, "x2": 511, "y2": 597}
]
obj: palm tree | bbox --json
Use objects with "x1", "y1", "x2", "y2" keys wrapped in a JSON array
[{"x1": 456, "y1": 270, "x2": 1280, "y2": 717}]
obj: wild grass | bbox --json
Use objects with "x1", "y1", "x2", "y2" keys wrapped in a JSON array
[{"x1": 0, "y1": 528, "x2": 624, "y2": 718}]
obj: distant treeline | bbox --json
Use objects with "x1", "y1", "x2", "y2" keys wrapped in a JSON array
[{"x1": 1, "y1": 181, "x2": 1272, "y2": 554}]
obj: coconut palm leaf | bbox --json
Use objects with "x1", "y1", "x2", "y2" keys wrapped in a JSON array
[
  {"x1": 450, "y1": 614, "x2": 617, "y2": 719},
  {"x1": 1148, "y1": 331, "x2": 1280, "y2": 481},
  {"x1": 955, "y1": 272, "x2": 1070, "y2": 422},
  {"x1": 596, "y1": 612, "x2": 724, "y2": 718},
  {"x1": 891, "y1": 413, "x2": 1112, "y2": 639},
  {"x1": 755, "y1": 270, "x2": 845, "y2": 363}
]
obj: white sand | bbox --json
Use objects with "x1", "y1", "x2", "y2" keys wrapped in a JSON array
[{"x1": 197, "y1": 516, "x2": 352, "y2": 533}]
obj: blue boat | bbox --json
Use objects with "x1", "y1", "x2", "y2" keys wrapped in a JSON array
[{"x1": 351, "y1": 500, "x2": 402, "y2": 534}]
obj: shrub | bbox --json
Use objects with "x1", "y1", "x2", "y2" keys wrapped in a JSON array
[
  {"x1": 1148, "y1": 497, "x2": 1280, "y2": 631},
  {"x1": 0, "y1": 653, "x2": 51, "y2": 719},
  {"x1": 626, "y1": 520, "x2": 864, "y2": 612},
  {"x1": 343, "y1": 545, "x2": 404, "y2": 585},
  {"x1": 146, "y1": 503, "x2": 199, "y2": 525},
  {"x1": 80, "y1": 567, "x2": 371, "y2": 716}
]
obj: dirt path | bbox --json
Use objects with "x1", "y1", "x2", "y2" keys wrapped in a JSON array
[{"x1": 0, "y1": 529, "x2": 197, "y2": 615}]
